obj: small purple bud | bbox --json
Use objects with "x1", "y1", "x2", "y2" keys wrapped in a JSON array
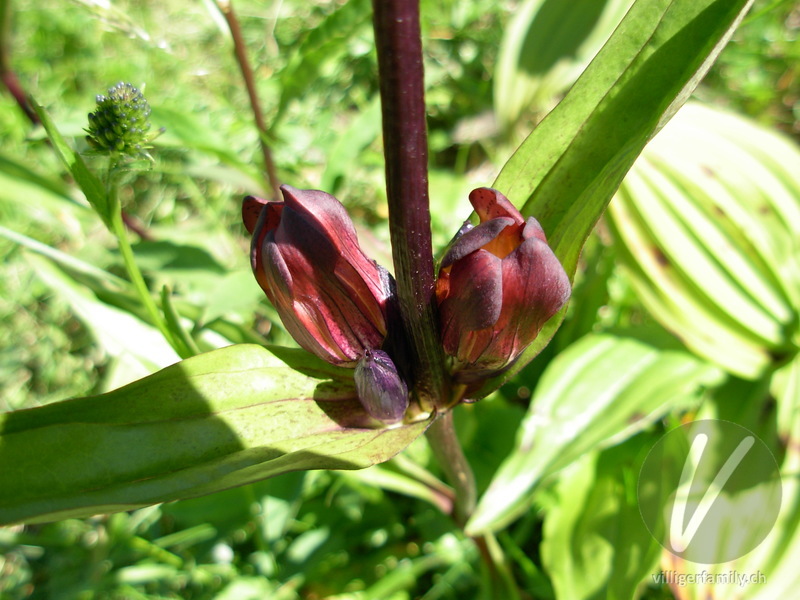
[{"x1": 354, "y1": 350, "x2": 409, "y2": 423}]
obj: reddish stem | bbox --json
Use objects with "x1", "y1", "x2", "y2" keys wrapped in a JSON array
[
  {"x1": 218, "y1": 0, "x2": 281, "y2": 201},
  {"x1": 372, "y1": 0, "x2": 446, "y2": 408}
]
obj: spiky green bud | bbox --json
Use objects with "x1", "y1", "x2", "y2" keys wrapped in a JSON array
[{"x1": 85, "y1": 82, "x2": 152, "y2": 156}]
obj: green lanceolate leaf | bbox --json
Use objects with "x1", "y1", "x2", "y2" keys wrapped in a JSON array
[
  {"x1": 473, "y1": 0, "x2": 754, "y2": 398},
  {"x1": 540, "y1": 439, "x2": 663, "y2": 600},
  {"x1": 608, "y1": 103, "x2": 800, "y2": 379},
  {"x1": 494, "y1": 0, "x2": 634, "y2": 131},
  {"x1": 466, "y1": 334, "x2": 723, "y2": 535},
  {"x1": 0, "y1": 344, "x2": 432, "y2": 525},
  {"x1": 32, "y1": 100, "x2": 112, "y2": 228}
]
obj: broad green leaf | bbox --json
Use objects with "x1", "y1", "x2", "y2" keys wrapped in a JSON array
[
  {"x1": 32, "y1": 100, "x2": 112, "y2": 227},
  {"x1": 466, "y1": 334, "x2": 723, "y2": 535},
  {"x1": 608, "y1": 102, "x2": 800, "y2": 379},
  {"x1": 494, "y1": 0, "x2": 634, "y2": 130},
  {"x1": 773, "y1": 354, "x2": 800, "y2": 441},
  {"x1": 540, "y1": 439, "x2": 662, "y2": 600},
  {"x1": 0, "y1": 344, "x2": 431, "y2": 525},
  {"x1": 473, "y1": 0, "x2": 754, "y2": 398}
]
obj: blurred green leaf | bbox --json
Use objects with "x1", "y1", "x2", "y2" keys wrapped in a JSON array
[
  {"x1": 320, "y1": 96, "x2": 381, "y2": 193},
  {"x1": 0, "y1": 152, "x2": 77, "y2": 205},
  {"x1": 0, "y1": 225, "x2": 126, "y2": 287},
  {"x1": 341, "y1": 464, "x2": 452, "y2": 514},
  {"x1": 32, "y1": 100, "x2": 112, "y2": 227},
  {"x1": 26, "y1": 252, "x2": 180, "y2": 379},
  {"x1": 160, "y1": 284, "x2": 201, "y2": 357},
  {"x1": 275, "y1": 0, "x2": 371, "y2": 118},
  {"x1": 0, "y1": 343, "x2": 432, "y2": 525},
  {"x1": 773, "y1": 354, "x2": 800, "y2": 441},
  {"x1": 494, "y1": 0, "x2": 634, "y2": 130},
  {"x1": 608, "y1": 102, "x2": 800, "y2": 379},
  {"x1": 150, "y1": 105, "x2": 243, "y2": 165},
  {"x1": 216, "y1": 577, "x2": 276, "y2": 600},
  {"x1": 131, "y1": 240, "x2": 226, "y2": 275},
  {"x1": 474, "y1": 0, "x2": 755, "y2": 398},
  {"x1": 467, "y1": 333, "x2": 723, "y2": 535},
  {"x1": 540, "y1": 438, "x2": 662, "y2": 600}
]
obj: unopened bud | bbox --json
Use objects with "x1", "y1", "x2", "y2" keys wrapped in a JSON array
[
  {"x1": 354, "y1": 350, "x2": 409, "y2": 423},
  {"x1": 85, "y1": 82, "x2": 152, "y2": 157},
  {"x1": 244, "y1": 186, "x2": 394, "y2": 367},
  {"x1": 437, "y1": 188, "x2": 571, "y2": 381}
]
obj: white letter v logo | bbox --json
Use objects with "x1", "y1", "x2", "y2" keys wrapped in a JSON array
[{"x1": 669, "y1": 432, "x2": 754, "y2": 553}]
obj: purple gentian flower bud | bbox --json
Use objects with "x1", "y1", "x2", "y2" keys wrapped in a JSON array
[
  {"x1": 354, "y1": 349, "x2": 409, "y2": 423},
  {"x1": 436, "y1": 188, "x2": 571, "y2": 380},
  {"x1": 244, "y1": 185, "x2": 393, "y2": 367}
]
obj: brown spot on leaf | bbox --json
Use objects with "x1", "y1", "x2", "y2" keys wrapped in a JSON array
[
  {"x1": 628, "y1": 412, "x2": 645, "y2": 425},
  {"x1": 653, "y1": 247, "x2": 670, "y2": 267}
]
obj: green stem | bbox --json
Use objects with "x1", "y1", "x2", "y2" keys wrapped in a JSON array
[
  {"x1": 481, "y1": 532, "x2": 523, "y2": 600},
  {"x1": 107, "y1": 175, "x2": 192, "y2": 359},
  {"x1": 425, "y1": 410, "x2": 476, "y2": 527},
  {"x1": 427, "y1": 412, "x2": 522, "y2": 596}
]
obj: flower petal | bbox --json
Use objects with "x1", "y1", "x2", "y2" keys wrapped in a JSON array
[
  {"x1": 494, "y1": 235, "x2": 571, "y2": 356},
  {"x1": 441, "y1": 217, "x2": 515, "y2": 268},
  {"x1": 521, "y1": 216, "x2": 547, "y2": 243},
  {"x1": 242, "y1": 195, "x2": 269, "y2": 234},
  {"x1": 280, "y1": 185, "x2": 361, "y2": 255},
  {"x1": 439, "y1": 249, "x2": 503, "y2": 363},
  {"x1": 469, "y1": 188, "x2": 525, "y2": 226}
]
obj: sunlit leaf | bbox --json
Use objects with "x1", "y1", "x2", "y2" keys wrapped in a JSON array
[
  {"x1": 473, "y1": 0, "x2": 755, "y2": 398},
  {"x1": 467, "y1": 334, "x2": 723, "y2": 535},
  {"x1": 494, "y1": 0, "x2": 634, "y2": 130},
  {"x1": 26, "y1": 253, "x2": 180, "y2": 378},
  {"x1": 540, "y1": 439, "x2": 662, "y2": 600},
  {"x1": 608, "y1": 102, "x2": 800, "y2": 379},
  {"x1": 659, "y1": 355, "x2": 800, "y2": 599},
  {"x1": 0, "y1": 344, "x2": 432, "y2": 525}
]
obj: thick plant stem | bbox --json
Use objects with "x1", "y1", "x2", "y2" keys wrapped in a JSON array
[
  {"x1": 217, "y1": 0, "x2": 280, "y2": 201},
  {"x1": 426, "y1": 411, "x2": 476, "y2": 527},
  {"x1": 372, "y1": 0, "x2": 447, "y2": 410}
]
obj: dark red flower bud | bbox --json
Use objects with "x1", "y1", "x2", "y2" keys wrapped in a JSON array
[
  {"x1": 436, "y1": 188, "x2": 571, "y2": 380},
  {"x1": 244, "y1": 185, "x2": 393, "y2": 367},
  {"x1": 354, "y1": 349, "x2": 409, "y2": 423}
]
